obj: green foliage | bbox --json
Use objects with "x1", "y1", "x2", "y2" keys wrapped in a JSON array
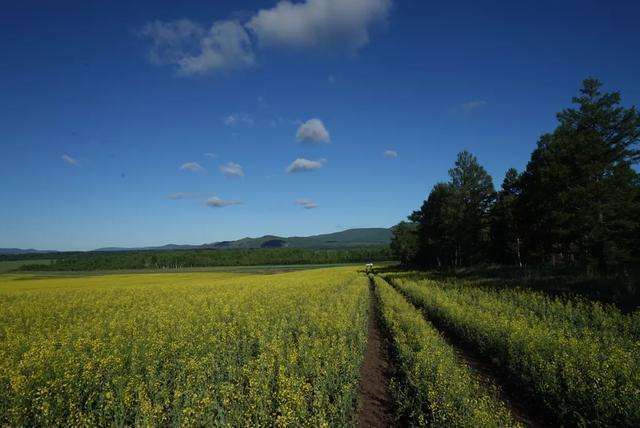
[
  {"x1": 373, "y1": 277, "x2": 517, "y2": 427},
  {"x1": 402, "y1": 78, "x2": 640, "y2": 272},
  {"x1": 390, "y1": 222, "x2": 419, "y2": 265},
  {"x1": 16, "y1": 247, "x2": 393, "y2": 271},
  {"x1": 385, "y1": 272, "x2": 640, "y2": 426},
  {"x1": 517, "y1": 78, "x2": 640, "y2": 270},
  {"x1": 410, "y1": 151, "x2": 495, "y2": 267},
  {"x1": 489, "y1": 168, "x2": 522, "y2": 265}
]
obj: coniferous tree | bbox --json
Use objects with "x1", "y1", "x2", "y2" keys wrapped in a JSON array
[
  {"x1": 410, "y1": 151, "x2": 495, "y2": 267},
  {"x1": 517, "y1": 78, "x2": 640, "y2": 270},
  {"x1": 410, "y1": 182, "x2": 456, "y2": 266},
  {"x1": 490, "y1": 168, "x2": 522, "y2": 265},
  {"x1": 390, "y1": 221, "x2": 420, "y2": 265},
  {"x1": 447, "y1": 151, "x2": 496, "y2": 265}
]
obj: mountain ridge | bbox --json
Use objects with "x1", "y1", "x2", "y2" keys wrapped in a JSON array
[
  {"x1": 1, "y1": 228, "x2": 393, "y2": 254},
  {"x1": 94, "y1": 228, "x2": 393, "y2": 252}
]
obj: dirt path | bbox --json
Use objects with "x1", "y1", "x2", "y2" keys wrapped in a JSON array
[{"x1": 356, "y1": 280, "x2": 394, "y2": 427}]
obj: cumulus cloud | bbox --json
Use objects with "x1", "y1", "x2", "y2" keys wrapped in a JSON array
[
  {"x1": 180, "y1": 162, "x2": 205, "y2": 172},
  {"x1": 384, "y1": 149, "x2": 398, "y2": 158},
  {"x1": 222, "y1": 113, "x2": 254, "y2": 127},
  {"x1": 141, "y1": 1, "x2": 392, "y2": 76},
  {"x1": 459, "y1": 100, "x2": 486, "y2": 112},
  {"x1": 295, "y1": 198, "x2": 318, "y2": 209},
  {"x1": 296, "y1": 118, "x2": 330, "y2": 143},
  {"x1": 61, "y1": 154, "x2": 79, "y2": 166},
  {"x1": 219, "y1": 161, "x2": 244, "y2": 178},
  {"x1": 247, "y1": 0, "x2": 392, "y2": 52},
  {"x1": 286, "y1": 158, "x2": 326, "y2": 173},
  {"x1": 140, "y1": 20, "x2": 254, "y2": 75},
  {"x1": 206, "y1": 196, "x2": 242, "y2": 208}
]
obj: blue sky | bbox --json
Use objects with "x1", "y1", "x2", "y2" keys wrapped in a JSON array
[{"x1": 1, "y1": 0, "x2": 639, "y2": 250}]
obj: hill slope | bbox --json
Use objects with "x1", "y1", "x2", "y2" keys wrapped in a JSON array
[{"x1": 92, "y1": 228, "x2": 393, "y2": 252}]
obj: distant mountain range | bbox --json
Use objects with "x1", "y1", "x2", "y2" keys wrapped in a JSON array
[
  {"x1": 0, "y1": 248, "x2": 58, "y2": 255},
  {"x1": 0, "y1": 228, "x2": 393, "y2": 255},
  {"x1": 94, "y1": 228, "x2": 393, "y2": 252}
]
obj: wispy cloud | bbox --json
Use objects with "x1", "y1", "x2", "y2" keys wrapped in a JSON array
[
  {"x1": 219, "y1": 161, "x2": 244, "y2": 178},
  {"x1": 295, "y1": 198, "x2": 318, "y2": 209},
  {"x1": 168, "y1": 192, "x2": 214, "y2": 200},
  {"x1": 180, "y1": 162, "x2": 205, "y2": 172},
  {"x1": 204, "y1": 152, "x2": 218, "y2": 159},
  {"x1": 222, "y1": 113, "x2": 254, "y2": 127},
  {"x1": 61, "y1": 154, "x2": 79, "y2": 166},
  {"x1": 458, "y1": 100, "x2": 486, "y2": 113},
  {"x1": 140, "y1": 20, "x2": 254, "y2": 76},
  {"x1": 384, "y1": 149, "x2": 398, "y2": 158},
  {"x1": 296, "y1": 118, "x2": 330, "y2": 143},
  {"x1": 206, "y1": 196, "x2": 242, "y2": 208},
  {"x1": 286, "y1": 158, "x2": 326, "y2": 173},
  {"x1": 167, "y1": 192, "x2": 188, "y2": 200}
]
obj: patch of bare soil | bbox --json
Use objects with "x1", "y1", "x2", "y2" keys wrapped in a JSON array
[{"x1": 356, "y1": 281, "x2": 395, "y2": 428}]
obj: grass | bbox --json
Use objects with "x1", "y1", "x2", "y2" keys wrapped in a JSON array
[{"x1": 0, "y1": 267, "x2": 369, "y2": 426}]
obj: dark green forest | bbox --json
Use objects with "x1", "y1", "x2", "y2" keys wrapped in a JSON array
[
  {"x1": 392, "y1": 79, "x2": 640, "y2": 272},
  {"x1": 13, "y1": 247, "x2": 392, "y2": 271}
]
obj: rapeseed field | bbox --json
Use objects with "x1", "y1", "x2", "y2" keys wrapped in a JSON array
[{"x1": 0, "y1": 268, "x2": 368, "y2": 426}]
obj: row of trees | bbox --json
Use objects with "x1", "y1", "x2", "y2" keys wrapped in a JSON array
[
  {"x1": 392, "y1": 79, "x2": 640, "y2": 271},
  {"x1": 18, "y1": 247, "x2": 393, "y2": 271}
]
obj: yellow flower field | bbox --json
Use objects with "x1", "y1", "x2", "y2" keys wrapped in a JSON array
[{"x1": 0, "y1": 267, "x2": 368, "y2": 426}]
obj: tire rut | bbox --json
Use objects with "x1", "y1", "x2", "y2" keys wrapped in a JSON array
[
  {"x1": 355, "y1": 278, "x2": 395, "y2": 427},
  {"x1": 379, "y1": 275, "x2": 552, "y2": 428}
]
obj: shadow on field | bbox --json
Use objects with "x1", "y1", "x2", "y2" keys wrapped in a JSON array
[{"x1": 377, "y1": 264, "x2": 640, "y2": 313}]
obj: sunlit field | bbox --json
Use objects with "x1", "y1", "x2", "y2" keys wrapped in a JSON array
[
  {"x1": 2, "y1": 266, "x2": 639, "y2": 426},
  {"x1": 0, "y1": 268, "x2": 368, "y2": 426}
]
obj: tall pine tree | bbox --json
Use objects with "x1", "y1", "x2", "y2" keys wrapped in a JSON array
[{"x1": 517, "y1": 78, "x2": 640, "y2": 270}]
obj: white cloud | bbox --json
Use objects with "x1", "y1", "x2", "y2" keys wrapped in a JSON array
[
  {"x1": 459, "y1": 100, "x2": 486, "y2": 112},
  {"x1": 204, "y1": 152, "x2": 218, "y2": 158},
  {"x1": 61, "y1": 154, "x2": 79, "y2": 166},
  {"x1": 247, "y1": 0, "x2": 392, "y2": 52},
  {"x1": 167, "y1": 192, "x2": 187, "y2": 200},
  {"x1": 180, "y1": 162, "x2": 205, "y2": 172},
  {"x1": 384, "y1": 149, "x2": 398, "y2": 158},
  {"x1": 140, "y1": 20, "x2": 254, "y2": 75},
  {"x1": 206, "y1": 196, "x2": 242, "y2": 208},
  {"x1": 222, "y1": 113, "x2": 254, "y2": 127},
  {"x1": 139, "y1": 20, "x2": 205, "y2": 64},
  {"x1": 296, "y1": 118, "x2": 330, "y2": 143},
  {"x1": 219, "y1": 161, "x2": 244, "y2": 178},
  {"x1": 295, "y1": 198, "x2": 318, "y2": 209},
  {"x1": 286, "y1": 158, "x2": 326, "y2": 173},
  {"x1": 140, "y1": 1, "x2": 393, "y2": 76}
]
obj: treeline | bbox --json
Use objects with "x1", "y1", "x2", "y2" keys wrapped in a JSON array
[
  {"x1": 17, "y1": 247, "x2": 393, "y2": 271},
  {"x1": 392, "y1": 79, "x2": 640, "y2": 272}
]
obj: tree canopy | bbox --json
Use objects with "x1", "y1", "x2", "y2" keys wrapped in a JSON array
[{"x1": 393, "y1": 78, "x2": 640, "y2": 271}]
